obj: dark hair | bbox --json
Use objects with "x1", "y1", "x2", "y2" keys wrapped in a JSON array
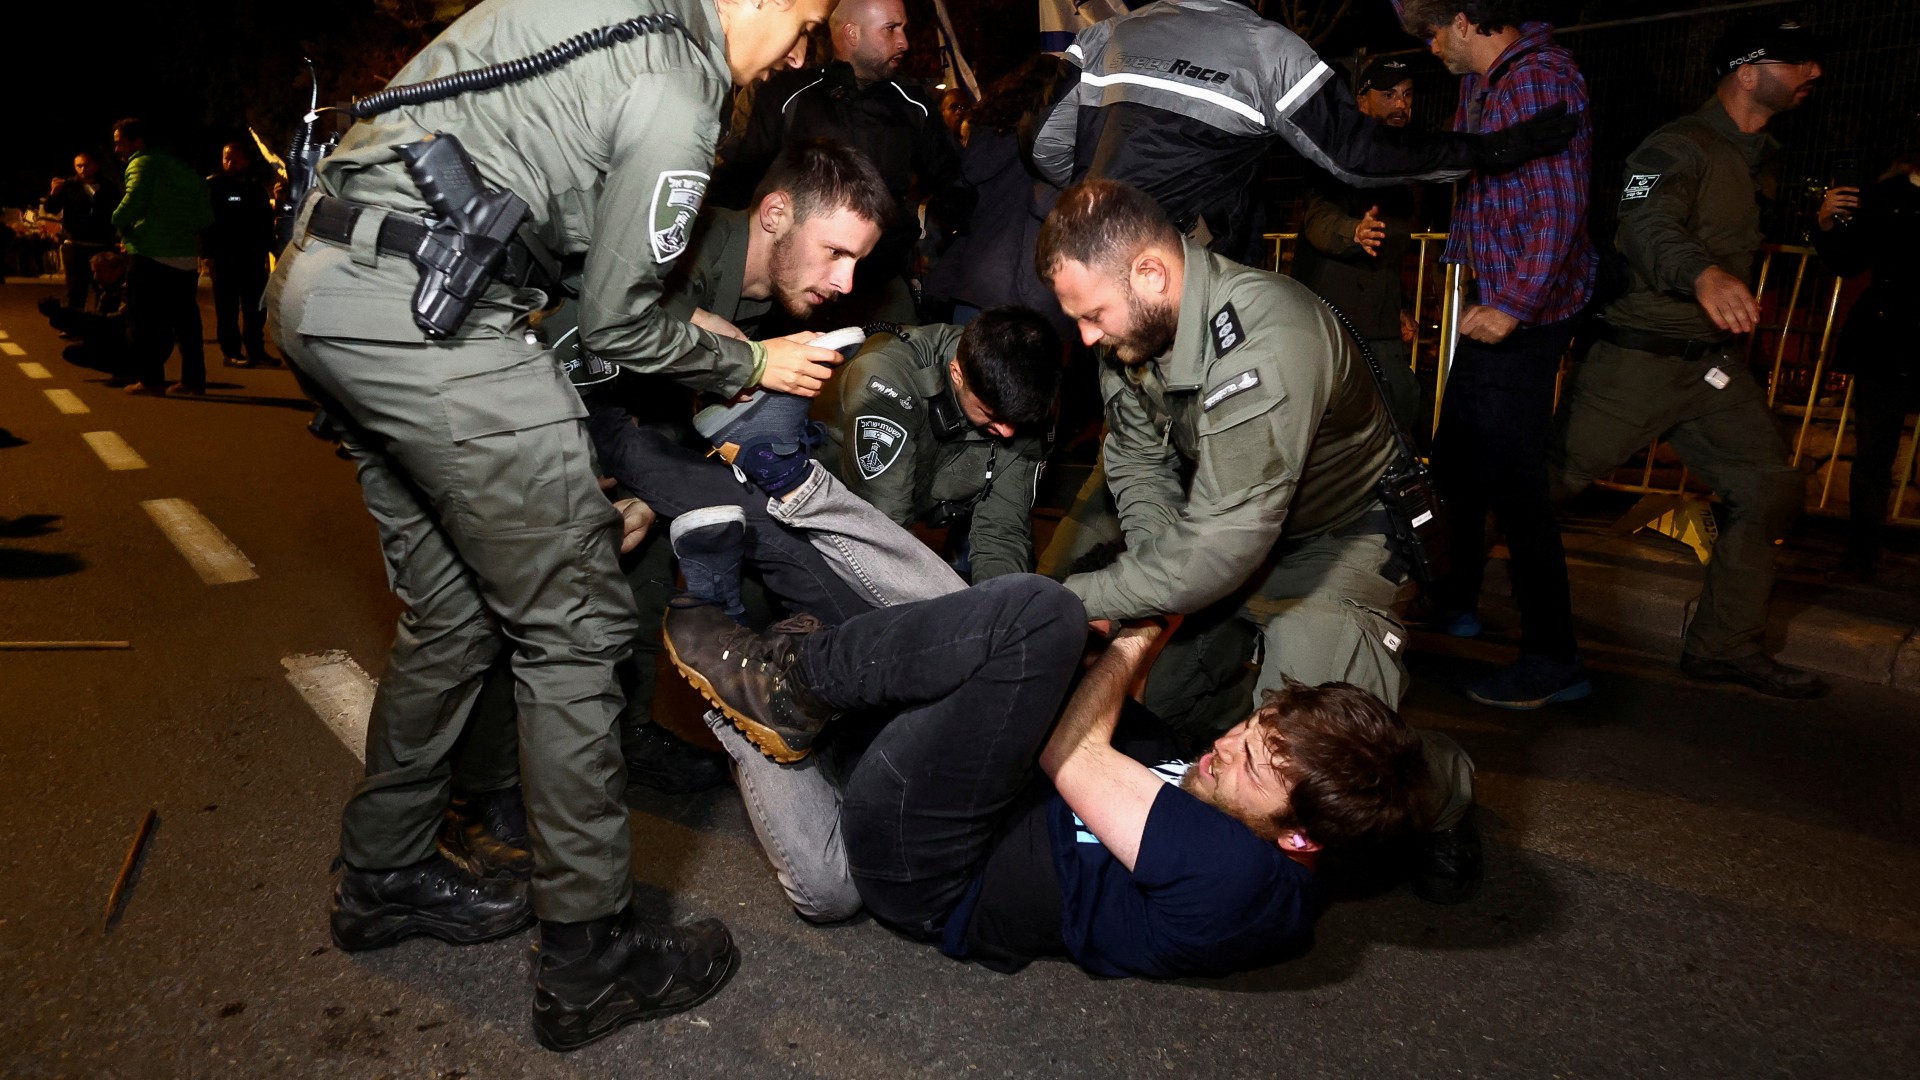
[
  {"x1": 1255, "y1": 680, "x2": 1430, "y2": 852},
  {"x1": 956, "y1": 307, "x2": 1063, "y2": 427},
  {"x1": 1398, "y1": 0, "x2": 1543, "y2": 36},
  {"x1": 222, "y1": 140, "x2": 253, "y2": 158},
  {"x1": 112, "y1": 117, "x2": 148, "y2": 143},
  {"x1": 752, "y1": 137, "x2": 895, "y2": 228},
  {"x1": 970, "y1": 53, "x2": 1071, "y2": 137},
  {"x1": 1034, "y1": 179, "x2": 1182, "y2": 284}
]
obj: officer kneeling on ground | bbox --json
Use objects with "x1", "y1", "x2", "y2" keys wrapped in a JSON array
[
  {"x1": 824, "y1": 309, "x2": 1062, "y2": 582},
  {"x1": 1038, "y1": 179, "x2": 1482, "y2": 903},
  {"x1": 266, "y1": 0, "x2": 836, "y2": 1053}
]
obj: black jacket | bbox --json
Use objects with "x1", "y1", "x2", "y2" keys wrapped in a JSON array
[
  {"x1": 721, "y1": 61, "x2": 971, "y2": 284},
  {"x1": 42, "y1": 174, "x2": 121, "y2": 246},
  {"x1": 205, "y1": 171, "x2": 276, "y2": 259},
  {"x1": 1815, "y1": 172, "x2": 1920, "y2": 378}
]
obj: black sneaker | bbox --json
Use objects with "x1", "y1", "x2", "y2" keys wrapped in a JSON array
[
  {"x1": 1410, "y1": 815, "x2": 1483, "y2": 905},
  {"x1": 1681, "y1": 652, "x2": 1830, "y2": 699},
  {"x1": 329, "y1": 851, "x2": 533, "y2": 951},
  {"x1": 1464, "y1": 654, "x2": 1592, "y2": 710},
  {"x1": 663, "y1": 602, "x2": 838, "y2": 763},
  {"x1": 531, "y1": 907, "x2": 739, "y2": 1052},
  {"x1": 623, "y1": 721, "x2": 730, "y2": 795},
  {"x1": 437, "y1": 787, "x2": 533, "y2": 880}
]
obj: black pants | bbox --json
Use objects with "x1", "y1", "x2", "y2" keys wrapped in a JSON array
[
  {"x1": 61, "y1": 241, "x2": 110, "y2": 309},
  {"x1": 1849, "y1": 368, "x2": 1920, "y2": 563},
  {"x1": 210, "y1": 251, "x2": 270, "y2": 363},
  {"x1": 1432, "y1": 319, "x2": 1578, "y2": 662},
  {"x1": 589, "y1": 407, "x2": 873, "y2": 625},
  {"x1": 127, "y1": 256, "x2": 205, "y2": 389},
  {"x1": 800, "y1": 576, "x2": 1085, "y2": 937}
]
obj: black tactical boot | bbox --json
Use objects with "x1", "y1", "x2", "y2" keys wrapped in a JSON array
[
  {"x1": 437, "y1": 786, "x2": 533, "y2": 880},
  {"x1": 531, "y1": 906, "x2": 739, "y2": 1052},
  {"x1": 663, "y1": 602, "x2": 839, "y2": 763},
  {"x1": 329, "y1": 851, "x2": 533, "y2": 951},
  {"x1": 623, "y1": 720, "x2": 730, "y2": 795},
  {"x1": 1681, "y1": 651, "x2": 1830, "y2": 699},
  {"x1": 1409, "y1": 815, "x2": 1484, "y2": 906}
]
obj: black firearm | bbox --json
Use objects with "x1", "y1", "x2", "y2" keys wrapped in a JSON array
[{"x1": 398, "y1": 132, "x2": 530, "y2": 338}]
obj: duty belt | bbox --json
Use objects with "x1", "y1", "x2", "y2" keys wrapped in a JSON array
[
  {"x1": 1593, "y1": 319, "x2": 1733, "y2": 361},
  {"x1": 304, "y1": 195, "x2": 543, "y2": 287}
]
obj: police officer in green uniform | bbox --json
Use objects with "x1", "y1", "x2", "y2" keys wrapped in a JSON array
[
  {"x1": 823, "y1": 310, "x2": 1061, "y2": 581},
  {"x1": 1037, "y1": 179, "x2": 1481, "y2": 902},
  {"x1": 265, "y1": 0, "x2": 836, "y2": 1051},
  {"x1": 1551, "y1": 17, "x2": 1829, "y2": 700},
  {"x1": 450, "y1": 139, "x2": 892, "y2": 806}
]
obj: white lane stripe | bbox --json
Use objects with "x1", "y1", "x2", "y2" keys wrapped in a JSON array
[
  {"x1": 1274, "y1": 60, "x2": 1333, "y2": 117},
  {"x1": 82, "y1": 431, "x2": 149, "y2": 470},
  {"x1": 140, "y1": 498, "x2": 259, "y2": 584},
  {"x1": 282, "y1": 651, "x2": 375, "y2": 762},
  {"x1": 0, "y1": 328, "x2": 10, "y2": 338},
  {"x1": 1077, "y1": 70, "x2": 1266, "y2": 124},
  {"x1": 19, "y1": 362, "x2": 52, "y2": 379},
  {"x1": 45, "y1": 389, "x2": 89, "y2": 414},
  {"x1": 1, "y1": 342, "x2": 26, "y2": 356}
]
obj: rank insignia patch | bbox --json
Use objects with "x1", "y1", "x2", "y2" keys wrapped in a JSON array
[
  {"x1": 1621, "y1": 174, "x2": 1660, "y2": 200},
  {"x1": 855, "y1": 415, "x2": 909, "y2": 479},
  {"x1": 649, "y1": 170, "x2": 709, "y2": 263},
  {"x1": 1203, "y1": 369, "x2": 1260, "y2": 411},
  {"x1": 1210, "y1": 303, "x2": 1246, "y2": 357}
]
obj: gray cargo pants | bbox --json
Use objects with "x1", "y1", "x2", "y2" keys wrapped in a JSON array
[{"x1": 268, "y1": 231, "x2": 637, "y2": 923}]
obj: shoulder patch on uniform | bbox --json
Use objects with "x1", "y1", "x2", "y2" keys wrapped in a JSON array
[
  {"x1": 1621, "y1": 174, "x2": 1660, "y2": 201},
  {"x1": 649, "y1": 170, "x2": 709, "y2": 264},
  {"x1": 854, "y1": 415, "x2": 909, "y2": 480},
  {"x1": 867, "y1": 377, "x2": 912, "y2": 409},
  {"x1": 1210, "y1": 303, "x2": 1247, "y2": 357},
  {"x1": 1203, "y1": 369, "x2": 1261, "y2": 411}
]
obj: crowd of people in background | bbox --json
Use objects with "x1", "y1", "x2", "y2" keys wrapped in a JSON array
[{"x1": 28, "y1": 120, "x2": 280, "y2": 395}]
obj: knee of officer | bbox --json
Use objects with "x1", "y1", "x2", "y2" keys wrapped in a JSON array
[{"x1": 1725, "y1": 466, "x2": 1805, "y2": 541}]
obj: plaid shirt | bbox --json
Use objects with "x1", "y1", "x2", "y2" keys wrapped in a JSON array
[{"x1": 1443, "y1": 22, "x2": 1597, "y2": 327}]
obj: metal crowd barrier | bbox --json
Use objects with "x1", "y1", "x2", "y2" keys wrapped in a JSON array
[{"x1": 1261, "y1": 232, "x2": 1920, "y2": 529}]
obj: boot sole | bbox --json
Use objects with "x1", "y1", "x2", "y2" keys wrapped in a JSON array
[
  {"x1": 532, "y1": 944, "x2": 741, "y2": 1052},
  {"x1": 330, "y1": 900, "x2": 534, "y2": 952},
  {"x1": 663, "y1": 629, "x2": 810, "y2": 764}
]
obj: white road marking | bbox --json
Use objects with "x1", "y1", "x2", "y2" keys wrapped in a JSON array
[
  {"x1": 140, "y1": 498, "x2": 258, "y2": 584},
  {"x1": 0, "y1": 328, "x2": 10, "y2": 338},
  {"x1": 1, "y1": 342, "x2": 25, "y2": 356},
  {"x1": 82, "y1": 431, "x2": 148, "y2": 470},
  {"x1": 45, "y1": 389, "x2": 89, "y2": 414},
  {"x1": 18, "y1": 362, "x2": 51, "y2": 379},
  {"x1": 281, "y1": 651, "x2": 375, "y2": 761}
]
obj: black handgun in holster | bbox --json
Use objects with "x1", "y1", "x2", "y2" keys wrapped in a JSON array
[{"x1": 397, "y1": 132, "x2": 530, "y2": 338}]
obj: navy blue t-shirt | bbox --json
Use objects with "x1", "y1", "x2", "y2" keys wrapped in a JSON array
[
  {"x1": 1051, "y1": 761, "x2": 1317, "y2": 979},
  {"x1": 941, "y1": 759, "x2": 1317, "y2": 979}
]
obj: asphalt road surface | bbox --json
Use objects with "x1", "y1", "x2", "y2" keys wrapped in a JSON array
[{"x1": 2, "y1": 282, "x2": 1916, "y2": 1079}]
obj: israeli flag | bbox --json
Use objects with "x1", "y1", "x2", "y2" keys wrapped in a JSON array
[{"x1": 931, "y1": 0, "x2": 979, "y2": 99}]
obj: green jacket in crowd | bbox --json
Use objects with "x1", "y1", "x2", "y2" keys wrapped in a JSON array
[
  {"x1": 112, "y1": 149, "x2": 212, "y2": 259},
  {"x1": 1064, "y1": 238, "x2": 1397, "y2": 622},
  {"x1": 824, "y1": 323, "x2": 1049, "y2": 581},
  {"x1": 1606, "y1": 97, "x2": 1777, "y2": 340}
]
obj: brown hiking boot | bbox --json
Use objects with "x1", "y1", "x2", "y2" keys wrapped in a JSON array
[{"x1": 662, "y1": 602, "x2": 838, "y2": 763}]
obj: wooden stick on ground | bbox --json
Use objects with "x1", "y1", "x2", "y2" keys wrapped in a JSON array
[
  {"x1": 0, "y1": 641, "x2": 133, "y2": 651},
  {"x1": 103, "y1": 809, "x2": 159, "y2": 932}
]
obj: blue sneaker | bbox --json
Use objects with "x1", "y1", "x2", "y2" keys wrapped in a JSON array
[
  {"x1": 1444, "y1": 611, "x2": 1483, "y2": 638},
  {"x1": 693, "y1": 390, "x2": 816, "y2": 497},
  {"x1": 670, "y1": 506, "x2": 748, "y2": 623},
  {"x1": 1464, "y1": 654, "x2": 1592, "y2": 710}
]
